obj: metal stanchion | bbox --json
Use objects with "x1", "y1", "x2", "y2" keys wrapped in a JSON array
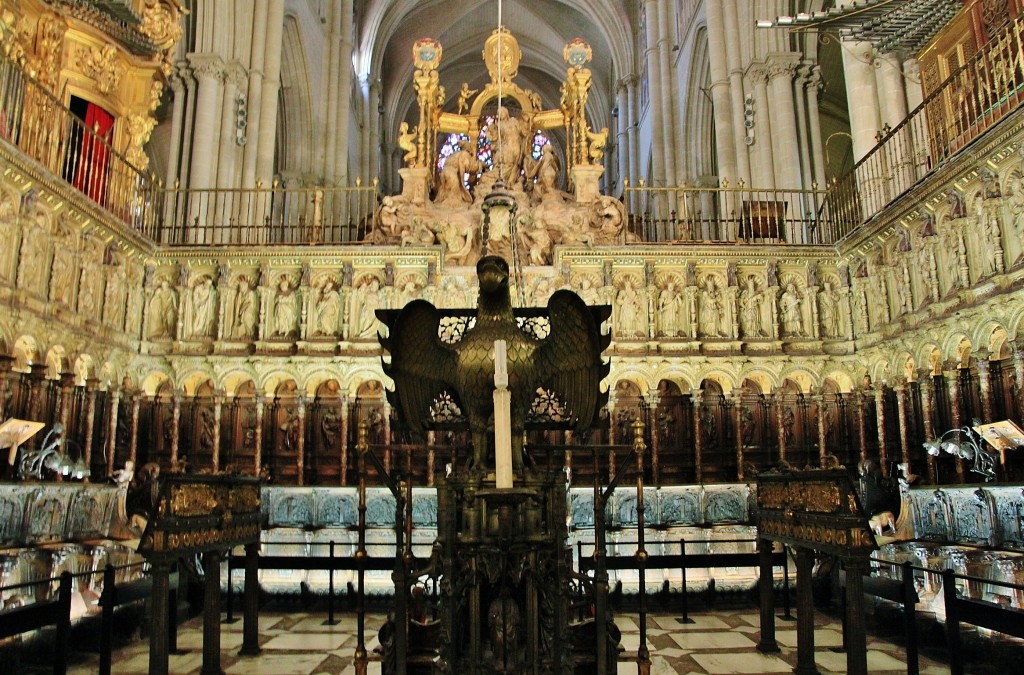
[
  {"x1": 676, "y1": 538, "x2": 694, "y2": 624},
  {"x1": 324, "y1": 540, "x2": 339, "y2": 625}
]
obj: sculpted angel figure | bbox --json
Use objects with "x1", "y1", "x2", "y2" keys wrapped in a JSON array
[{"x1": 398, "y1": 122, "x2": 418, "y2": 166}]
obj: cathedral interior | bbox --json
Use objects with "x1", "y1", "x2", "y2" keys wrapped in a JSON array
[{"x1": 1, "y1": 0, "x2": 1024, "y2": 673}]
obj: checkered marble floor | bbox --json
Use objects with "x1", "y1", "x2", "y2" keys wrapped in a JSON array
[{"x1": 50, "y1": 604, "x2": 976, "y2": 675}]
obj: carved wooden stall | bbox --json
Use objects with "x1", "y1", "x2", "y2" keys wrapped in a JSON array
[
  {"x1": 135, "y1": 474, "x2": 262, "y2": 675},
  {"x1": 756, "y1": 468, "x2": 876, "y2": 675}
]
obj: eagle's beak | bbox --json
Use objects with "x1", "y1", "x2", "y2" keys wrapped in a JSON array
[{"x1": 478, "y1": 256, "x2": 509, "y2": 292}]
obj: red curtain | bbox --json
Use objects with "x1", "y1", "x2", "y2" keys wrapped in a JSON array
[{"x1": 73, "y1": 103, "x2": 114, "y2": 205}]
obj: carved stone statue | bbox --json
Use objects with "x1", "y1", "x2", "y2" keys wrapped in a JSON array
[
  {"x1": 739, "y1": 275, "x2": 765, "y2": 338},
  {"x1": 148, "y1": 278, "x2": 178, "y2": 339},
  {"x1": 435, "y1": 139, "x2": 481, "y2": 205},
  {"x1": 699, "y1": 276, "x2": 724, "y2": 338},
  {"x1": 657, "y1": 281, "x2": 684, "y2": 337},
  {"x1": 349, "y1": 277, "x2": 382, "y2": 339},
  {"x1": 314, "y1": 278, "x2": 342, "y2": 337},
  {"x1": 486, "y1": 106, "x2": 530, "y2": 185},
  {"x1": 189, "y1": 276, "x2": 216, "y2": 338},
  {"x1": 230, "y1": 275, "x2": 258, "y2": 339},
  {"x1": 525, "y1": 143, "x2": 561, "y2": 201},
  {"x1": 615, "y1": 277, "x2": 646, "y2": 338},
  {"x1": 779, "y1": 283, "x2": 803, "y2": 337},
  {"x1": 818, "y1": 282, "x2": 840, "y2": 339},
  {"x1": 272, "y1": 278, "x2": 298, "y2": 337}
]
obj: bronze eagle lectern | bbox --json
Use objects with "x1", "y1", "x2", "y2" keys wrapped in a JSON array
[{"x1": 379, "y1": 255, "x2": 610, "y2": 473}]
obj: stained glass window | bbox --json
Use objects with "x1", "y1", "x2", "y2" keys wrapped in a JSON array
[{"x1": 435, "y1": 117, "x2": 550, "y2": 184}]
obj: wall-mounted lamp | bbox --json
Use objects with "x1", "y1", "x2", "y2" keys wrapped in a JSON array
[{"x1": 17, "y1": 423, "x2": 91, "y2": 481}]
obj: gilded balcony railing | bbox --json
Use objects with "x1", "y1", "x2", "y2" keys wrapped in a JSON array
[
  {"x1": 827, "y1": 14, "x2": 1024, "y2": 238},
  {"x1": 0, "y1": 54, "x2": 158, "y2": 237},
  {"x1": 156, "y1": 181, "x2": 380, "y2": 246},
  {"x1": 623, "y1": 182, "x2": 838, "y2": 245}
]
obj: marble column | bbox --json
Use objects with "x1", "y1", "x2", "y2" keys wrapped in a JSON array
[
  {"x1": 815, "y1": 392, "x2": 828, "y2": 467},
  {"x1": 732, "y1": 393, "x2": 745, "y2": 481},
  {"x1": 128, "y1": 392, "x2": 141, "y2": 465},
  {"x1": 240, "y1": 0, "x2": 268, "y2": 188},
  {"x1": 874, "y1": 386, "x2": 888, "y2": 475},
  {"x1": 296, "y1": 395, "x2": 307, "y2": 485},
  {"x1": 944, "y1": 367, "x2": 966, "y2": 481},
  {"x1": 645, "y1": 389, "x2": 661, "y2": 484},
  {"x1": 82, "y1": 378, "x2": 99, "y2": 481},
  {"x1": 705, "y1": 0, "x2": 736, "y2": 184},
  {"x1": 170, "y1": 391, "x2": 182, "y2": 468},
  {"x1": 1013, "y1": 344, "x2": 1024, "y2": 420},
  {"x1": 255, "y1": 0, "x2": 285, "y2": 185},
  {"x1": 841, "y1": 38, "x2": 881, "y2": 163},
  {"x1": 856, "y1": 389, "x2": 868, "y2": 463},
  {"x1": 106, "y1": 387, "x2": 120, "y2": 477},
  {"x1": 254, "y1": 392, "x2": 265, "y2": 476},
  {"x1": 339, "y1": 395, "x2": 350, "y2": 485},
  {"x1": 692, "y1": 390, "x2": 704, "y2": 482},
  {"x1": 894, "y1": 382, "x2": 910, "y2": 467},
  {"x1": 772, "y1": 393, "x2": 787, "y2": 463},
  {"x1": 918, "y1": 370, "x2": 937, "y2": 483},
  {"x1": 976, "y1": 353, "x2": 994, "y2": 422},
  {"x1": 212, "y1": 390, "x2": 224, "y2": 471}
]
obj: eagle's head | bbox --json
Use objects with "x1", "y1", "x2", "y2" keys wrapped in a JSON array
[
  {"x1": 476, "y1": 255, "x2": 512, "y2": 318},
  {"x1": 477, "y1": 255, "x2": 510, "y2": 294}
]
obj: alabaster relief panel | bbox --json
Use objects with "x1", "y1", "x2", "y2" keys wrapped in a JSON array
[
  {"x1": 910, "y1": 489, "x2": 953, "y2": 541},
  {"x1": 0, "y1": 485, "x2": 34, "y2": 546},
  {"x1": 65, "y1": 486, "x2": 117, "y2": 540},
  {"x1": 265, "y1": 488, "x2": 314, "y2": 528},
  {"x1": 23, "y1": 485, "x2": 77, "y2": 544},
  {"x1": 703, "y1": 484, "x2": 749, "y2": 524},
  {"x1": 989, "y1": 486, "x2": 1024, "y2": 547},
  {"x1": 312, "y1": 488, "x2": 358, "y2": 528},
  {"x1": 946, "y1": 487, "x2": 998, "y2": 545},
  {"x1": 365, "y1": 492, "x2": 398, "y2": 528},
  {"x1": 610, "y1": 487, "x2": 658, "y2": 527},
  {"x1": 658, "y1": 486, "x2": 704, "y2": 526}
]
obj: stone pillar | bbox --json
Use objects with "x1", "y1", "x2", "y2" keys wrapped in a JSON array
[
  {"x1": 722, "y1": 0, "x2": 751, "y2": 183},
  {"x1": 322, "y1": 0, "x2": 343, "y2": 181},
  {"x1": 944, "y1": 366, "x2": 966, "y2": 481},
  {"x1": 254, "y1": 392, "x2": 266, "y2": 476},
  {"x1": 918, "y1": 370, "x2": 937, "y2": 483},
  {"x1": 616, "y1": 80, "x2": 630, "y2": 189},
  {"x1": 749, "y1": 64, "x2": 776, "y2": 189},
  {"x1": 874, "y1": 386, "x2": 888, "y2": 475},
  {"x1": 894, "y1": 382, "x2": 910, "y2": 467},
  {"x1": 841, "y1": 38, "x2": 881, "y2": 163},
  {"x1": 186, "y1": 54, "x2": 224, "y2": 193},
  {"x1": 705, "y1": 0, "x2": 737, "y2": 183},
  {"x1": 692, "y1": 390, "x2": 704, "y2": 482},
  {"x1": 366, "y1": 80, "x2": 381, "y2": 182},
  {"x1": 626, "y1": 76, "x2": 640, "y2": 195},
  {"x1": 216, "y1": 62, "x2": 246, "y2": 192},
  {"x1": 804, "y1": 66, "x2": 827, "y2": 188},
  {"x1": 164, "y1": 70, "x2": 187, "y2": 188},
  {"x1": 129, "y1": 392, "x2": 141, "y2": 465},
  {"x1": 296, "y1": 395, "x2": 307, "y2": 485},
  {"x1": 212, "y1": 390, "x2": 224, "y2": 471},
  {"x1": 106, "y1": 387, "x2": 120, "y2": 477},
  {"x1": 656, "y1": 0, "x2": 680, "y2": 184},
  {"x1": 255, "y1": 0, "x2": 285, "y2": 185},
  {"x1": 795, "y1": 549, "x2": 819, "y2": 675},
  {"x1": 335, "y1": 0, "x2": 355, "y2": 184},
  {"x1": 82, "y1": 378, "x2": 99, "y2": 481},
  {"x1": 766, "y1": 53, "x2": 803, "y2": 190},
  {"x1": 976, "y1": 352, "x2": 994, "y2": 422},
  {"x1": 240, "y1": 0, "x2": 268, "y2": 188},
  {"x1": 643, "y1": 0, "x2": 668, "y2": 189},
  {"x1": 170, "y1": 391, "x2": 182, "y2": 468}
]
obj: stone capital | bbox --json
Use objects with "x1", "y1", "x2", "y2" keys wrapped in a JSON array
[
  {"x1": 186, "y1": 53, "x2": 225, "y2": 80},
  {"x1": 223, "y1": 60, "x2": 248, "y2": 88},
  {"x1": 765, "y1": 52, "x2": 802, "y2": 80}
]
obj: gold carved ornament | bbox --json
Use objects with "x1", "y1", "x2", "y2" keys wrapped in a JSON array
[
  {"x1": 483, "y1": 27, "x2": 520, "y2": 84},
  {"x1": 79, "y1": 44, "x2": 122, "y2": 95}
]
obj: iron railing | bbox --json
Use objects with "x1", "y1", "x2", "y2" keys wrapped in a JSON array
[
  {"x1": 156, "y1": 181, "x2": 380, "y2": 246},
  {"x1": 827, "y1": 14, "x2": 1024, "y2": 237},
  {"x1": 0, "y1": 53, "x2": 158, "y2": 237},
  {"x1": 623, "y1": 183, "x2": 838, "y2": 245}
]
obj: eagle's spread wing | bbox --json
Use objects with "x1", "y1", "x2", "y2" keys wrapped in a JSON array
[
  {"x1": 378, "y1": 300, "x2": 458, "y2": 440},
  {"x1": 535, "y1": 290, "x2": 611, "y2": 433}
]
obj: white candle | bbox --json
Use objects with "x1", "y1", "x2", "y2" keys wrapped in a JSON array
[{"x1": 493, "y1": 340, "x2": 513, "y2": 489}]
